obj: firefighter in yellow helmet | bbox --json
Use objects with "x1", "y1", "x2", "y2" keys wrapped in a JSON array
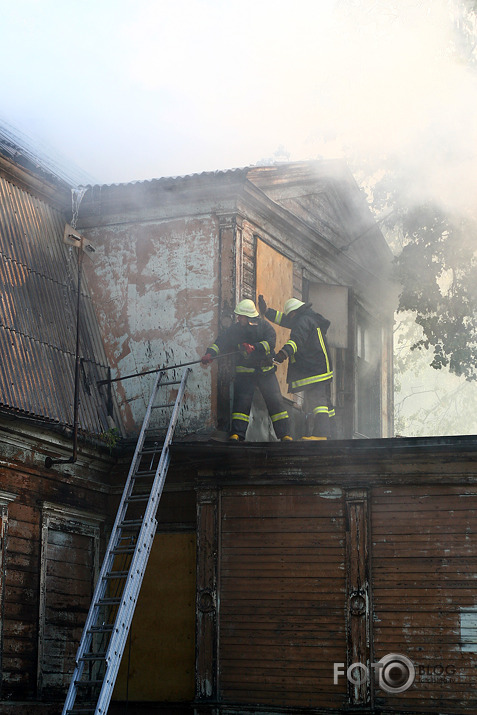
[
  {"x1": 201, "y1": 299, "x2": 292, "y2": 442},
  {"x1": 258, "y1": 295, "x2": 335, "y2": 440}
]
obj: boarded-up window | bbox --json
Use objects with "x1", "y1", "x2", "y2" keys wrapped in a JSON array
[
  {"x1": 113, "y1": 533, "x2": 196, "y2": 702},
  {"x1": 37, "y1": 503, "x2": 102, "y2": 699},
  {"x1": 256, "y1": 239, "x2": 293, "y2": 395}
]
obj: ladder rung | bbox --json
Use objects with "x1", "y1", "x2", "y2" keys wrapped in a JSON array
[
  {"x1": 62, "y1": 366, "x2": 191, "y2": 715},
  {"x1": 105, "y1": 570, "x2": 129, "y2": 579},
  {"x1": 120, "y1": 519, "x2": 143, "y2": 528},
  {"x1": 80, "y1": 652, "x2": 107, "y2": 661},
  {"x1": 111, "y1": 545, "x2": 136, "y2": 555},
  {"x1": 125, "y1": 494, "x2": 150, "y2": 503},
  {"x1": 97, "y1": 597, "x2": 121, "y2": 606},
  {"x1": 88, "y1": 625, "x2": 114, "y2": 634}
]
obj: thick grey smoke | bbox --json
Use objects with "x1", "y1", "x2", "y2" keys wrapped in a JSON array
[{"x1": 1, "y1": 0, "x2": 476, "y2": 195}]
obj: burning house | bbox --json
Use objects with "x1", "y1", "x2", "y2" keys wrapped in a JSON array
[{"x1": 1, "y1": 126, "x2": 477, "y2": 715}]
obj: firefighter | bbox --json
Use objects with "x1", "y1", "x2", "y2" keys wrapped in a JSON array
[
  {"x1": 201, "y1": 299, "x2": 292, "y2": 442},
  {"x1": 258, "y1": 295, "x2": 335, "y2": 440}
]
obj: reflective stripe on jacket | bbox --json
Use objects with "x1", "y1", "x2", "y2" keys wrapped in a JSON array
[
  {"x1": 265, "y1": 304, "x2": 333, "y2": 392},
  {"x1": 206, "y1": 318, "x2": 277, "y2": 374}
]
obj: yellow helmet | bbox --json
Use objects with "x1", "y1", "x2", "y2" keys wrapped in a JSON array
[
  {"x1": 234, "y1": 299, "x2": 259, "y2": 318},
  {"x1": 283, "y1": 298, "x2": 305, "y2": 315}
]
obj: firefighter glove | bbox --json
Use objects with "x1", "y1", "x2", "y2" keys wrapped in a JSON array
[
  {"x1": 201, "y1": 353, "x2": 214, "y2": 365},
  {"x1": 242, "y1": 342, "x2": 255, "y2": 354},
  {"x1": 273, "y1": 349, "x2": 287, "y2": 364},
  {"x1": 258, "y1": 295, "x2": 267, "y2": 314}
]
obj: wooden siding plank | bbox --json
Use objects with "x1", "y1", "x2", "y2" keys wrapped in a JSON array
[
  {"x1": 372, "y1": 486, "x2": 477, "y2": 712},
  {"x1": 217, "y1": 487, "x2": 346, "y2": 710}
]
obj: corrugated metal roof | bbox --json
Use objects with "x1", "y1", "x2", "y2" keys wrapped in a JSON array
[
  {"x1": 0, "y1": 173, "x2": 120, "y2": 437},
  {"x1": 0, "y1": 121, "x2": 96, "y2": 188}
]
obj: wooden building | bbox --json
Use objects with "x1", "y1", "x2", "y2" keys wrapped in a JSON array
[
  {"x1": 187, "y1": 436, "x2": 477, "y2": 715},
  {"x1": 76, "y1": 161, "x2": 395, "y2": 441},
  {"x1": 0, "y1": 128, "x2": 124, "y2": 711},
  {"x1": 2, "y1": 127, "x2": 476, "y2": 715}
]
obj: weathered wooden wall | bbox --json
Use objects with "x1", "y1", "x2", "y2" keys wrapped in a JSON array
[
  {"x1": 190, "y1": 437, "x2": 477, "y2": 714},
  {"x1": 0, "y1": 421, "x2": 115, "y2": 708},
  {"x1": 219, "y1": 485, "x2": 346, "y2": 709},
  {"x1": 372, "y1": 483, "x2": 477, "y2": 713}
]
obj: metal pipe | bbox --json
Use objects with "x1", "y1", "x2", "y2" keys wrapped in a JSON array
[
  {"x1": 45, "y1": 246, "x2": 84, "y2": 469},
  {"x1": 96, "y1": 350, "x2": 239, "y2": 387}
]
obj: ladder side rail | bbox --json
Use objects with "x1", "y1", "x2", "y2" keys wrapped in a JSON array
[
  {"x1": 95, "y1": 369, "x2": 191, "y2": 713},
  {"x1": 124, "y1": 365, "x2": 191, "y2": 527},
  {"x1": 95, "y1": 512, "x2": 161, "y2": 715},
  {"x1": 62, "y1": 369, "x2": 167, "y2": 715}
]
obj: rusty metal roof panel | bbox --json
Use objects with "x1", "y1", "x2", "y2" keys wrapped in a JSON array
[
  {"x1": 0, "y1": 122, "x2": 95, "y2": 188},
  {"x1": 0, "y1": 173, "x2": 120, "y2": 436}
]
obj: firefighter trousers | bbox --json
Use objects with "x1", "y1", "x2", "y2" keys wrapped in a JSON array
[
  {"x1": 231, "y1": 371, "x2": 291, "y2": 440},
  {"x1": 303, "y1": 380, "x2": 335, "y2": 439}
]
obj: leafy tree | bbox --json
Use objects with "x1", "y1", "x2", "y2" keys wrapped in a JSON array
[
  {"x1": 366, "y1": 1, "x2": 477, "y2": 382},
  {"x1": 391, "y1": 201, "x2": 477, "y2": 381},
  {"x1": 336, "y1": 1, "x2": 477, "y2": 433},
  {"x1": 394, "y1": 312, "x2": 477, "y2": 435}
]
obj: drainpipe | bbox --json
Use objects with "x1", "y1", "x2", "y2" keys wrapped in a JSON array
[{"x1": 45, "y1": 226, "x2": 94, "y2": 468}]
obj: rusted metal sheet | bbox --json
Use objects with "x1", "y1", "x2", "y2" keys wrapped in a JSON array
[
  {"x1": 0, "y1": 174, "x2": 119, "y2": 436},
  {"x1": 0, "y1": 123, "x2": 94, "y2": 189}
]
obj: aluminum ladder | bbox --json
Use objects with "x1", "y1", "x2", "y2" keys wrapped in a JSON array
[{"x1": 62, "y1": 366, "x2": 191, "y2": 715}]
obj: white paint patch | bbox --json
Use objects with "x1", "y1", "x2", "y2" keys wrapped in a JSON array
[
  {"x1": 460, "y1": 607, "x2": 477, "y2": 652},
  {"x1": 318, "y1": 488, "x2": 342, "y2": 499}
]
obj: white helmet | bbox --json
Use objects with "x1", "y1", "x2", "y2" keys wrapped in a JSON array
[
  {"x1": 234, "y1": 299, "x2": 259, "y2": 318},
  {"x1": 283, "y1": 298, "x2": 305, "y2": 315}
]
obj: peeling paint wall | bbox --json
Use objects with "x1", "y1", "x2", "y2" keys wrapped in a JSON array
[{"x1": 84, "y1": 216, "x2": 220, "y2": 436}]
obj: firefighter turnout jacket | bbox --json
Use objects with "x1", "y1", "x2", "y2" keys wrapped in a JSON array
[
  {"x1": 206, "y1": 318, "x2": 277, "y2": 374},
  {"x1": 264, "y1": 303, "x2": 333, "y2": 392}
]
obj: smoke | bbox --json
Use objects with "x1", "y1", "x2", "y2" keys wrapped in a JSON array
[{"x1": 1, "y1": 0, "x2": 476, "y2": 204}]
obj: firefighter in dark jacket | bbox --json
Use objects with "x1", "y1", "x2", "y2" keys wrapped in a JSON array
[
  {"x1": 258, "y1": 295, "x2": 335, "y2": 440},
  {"x1": 201, "y1": 299, "x2": 292, "y2": 442}
]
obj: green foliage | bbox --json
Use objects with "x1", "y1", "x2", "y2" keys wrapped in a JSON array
[
  {"x1": 394, "y1": 314, "x2": 477, "y2": 435},
  {"x1": 100, "y1": 427, "x2": 120, "y2": 453},
  {"x1": 392, "y1": 205, "x2": 477, "y2": 381}
]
